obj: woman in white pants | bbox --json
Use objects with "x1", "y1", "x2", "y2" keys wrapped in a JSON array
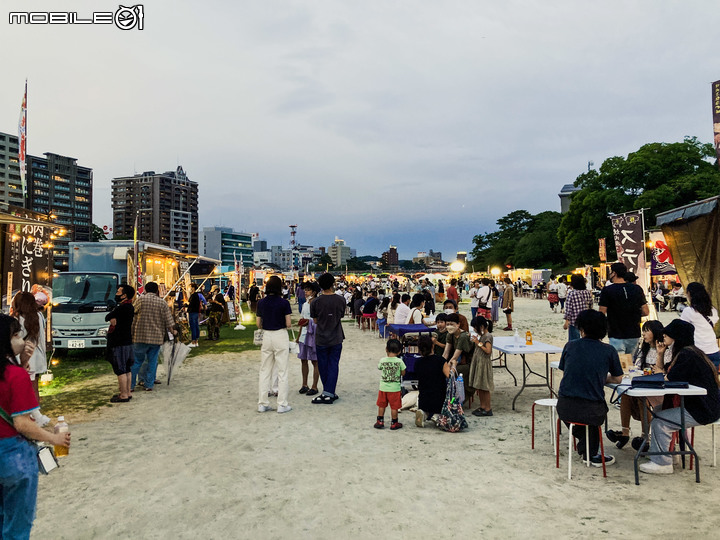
[{"x1": 256, "y1": 276, "x2": 293, "y2": 413}]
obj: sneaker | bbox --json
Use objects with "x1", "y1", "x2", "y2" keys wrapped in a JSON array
[
  {"x1": 472, "y1": 408, "x2": 493, "y2": 417},
  {"x1": 502, "y1": 326, "x2": 512, "y2": 331},
  {"x1": 606, "y1": 430, "x2": 630, "y2": 449},
  {"x1": 639, "y1": 461, "x2": 673, "y2": 475},
  {"x1": 390, "y1": 421, "x2": 403, "y2": 430},
  {"x1": 188, "y1": 343, "x2": 198, "y2": 348},
  {"x1": 590, "y1": 454, "x2": 615, "y2": 467},
  {"x1": 374, "y1": 420, "x2": 384, "y2": 429},
  {"x1": 257, "y1": 405, "x2": 273, "y2": 413},
  {"x1": 415, "y1": 409, "x2": 426, "y2": 428},
  {"x1": 277, "y1": 405, "x2": 292, "y2": 414},
  {"x1": 631, "y1": 437, "x2": 650, "y2": 452}
]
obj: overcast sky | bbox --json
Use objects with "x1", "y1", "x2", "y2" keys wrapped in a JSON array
[{"x1": 2, "y1": 1, "x2": 719, "y2": 260}]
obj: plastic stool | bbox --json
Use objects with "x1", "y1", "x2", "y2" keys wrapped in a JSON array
[
  {"x1": 532, "y1": 398, "x2": 558, "y2": 454},
  {"x1": 556, "y1": 419, "x2": 607, "y2": 479}
]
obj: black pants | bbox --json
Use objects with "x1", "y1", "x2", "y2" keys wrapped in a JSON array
[{"x1": 557, "y1": 396, "x2": 608, "y2": 458}]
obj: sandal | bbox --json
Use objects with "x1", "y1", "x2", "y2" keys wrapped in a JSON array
[
  {"x1": 311, "y1": 394, "x2": 334, "y2": 404},
  {"x1": 306, "y1": 389, "x2": 318, "y2": 396},
  {"x1": 110, "y1": 396, "x2": 131, "y2": 403},
  {"x1": 299, "y1": 386, "x2": 309, "y2": 394}
]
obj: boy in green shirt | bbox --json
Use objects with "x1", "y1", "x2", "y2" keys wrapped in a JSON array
[
  {"x1": 374, "y1": 339, "x2": 406, "y2": 430},
  {"x1": 432, "y1": 313, "x2": 449, "y2": 356}
]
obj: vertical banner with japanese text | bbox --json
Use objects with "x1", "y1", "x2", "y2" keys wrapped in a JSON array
[
  {"x1": 713, "y1": 80, "x2": 720, "y2": 165},
  {"x1": 610, "y1": 210, "x2": 648, "y2": 296},
  {"x1": 3, "y1": 222, "x2": 53, "y2": 312},
  {"x1": 598, "y1": 238, "x2": 607, "y2": 262}
]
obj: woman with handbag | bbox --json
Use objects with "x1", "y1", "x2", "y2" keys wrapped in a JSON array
[
  {"x1": 1, "y1": 313, "x2": 71, "y2": 540},
  {"x1": 256, "y1": 276, "x2": 293, "y2": 414}
]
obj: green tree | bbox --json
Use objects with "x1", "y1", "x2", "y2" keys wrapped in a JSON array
[
  {"x1": 513, "y1": 211, "x2": 565, "y2": 268},
  {"x1": 558, "y1": 137, "x2": 720, "y2": 265},
  {"x1": 90, "y1": 223, "x2": 108, "y2": 242},
  {"x1": 311, "y1": 254, "x2": 334, "y2": 271},
  {"x1": 470, "y1": 210, "x2": 533, "y2": 268},
  {"x1": 345, "y1": 257, "x2": 371, "y2": 271}
]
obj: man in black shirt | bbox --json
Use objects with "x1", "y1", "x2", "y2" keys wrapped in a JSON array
[
  {"x1": 599, "y1": 262, "x2": 649, "y2": 354},
  {"x1": 310, "y1": 273, "x2": 347, "y2": 404}
]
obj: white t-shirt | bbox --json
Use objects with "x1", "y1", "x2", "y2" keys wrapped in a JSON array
[
  {"x1": 477, "y1": 286, "x2": 492, "y2": 307},
  {"x1": 394, "y1": 303, "x2": 411, "y2": 325},
  {"x1": 468, "y1": 287, "x2": 479, "y2": 308},
  {"x1": 299, "y1": 301, "x2": 312, "y2": 343},
  {"x1": 408, "y1": 308, "x2": 424, "y2": 324},
  {"x1": 557, "y1": 282, "x2": 568, "y2": 299},
  {"x1": 680, "y1": 307, "x2": 720, "y2": 355}
]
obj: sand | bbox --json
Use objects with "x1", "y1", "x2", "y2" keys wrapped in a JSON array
[{"x1": 31, "y1": 297, "x2": 719, "y2": 539}]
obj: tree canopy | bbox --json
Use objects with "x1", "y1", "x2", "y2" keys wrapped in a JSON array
[
  {"x1": 470, "y1": 210, "x2": 565, "y2": 270},
  {"x1": 558, "y1": 137, "x2": 720, "y2": 265}
]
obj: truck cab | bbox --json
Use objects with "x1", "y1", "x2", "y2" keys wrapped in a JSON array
[{"x1": 51, "y1": 272, "x2": 121, "y2": 352}]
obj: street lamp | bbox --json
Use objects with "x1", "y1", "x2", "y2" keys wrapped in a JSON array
[
  {"x1": 491, "y1": 267, "x2": 501, "y2": 277},
  {"x1": 450, "y1": 260, "x2": 465, "y2": 273}
]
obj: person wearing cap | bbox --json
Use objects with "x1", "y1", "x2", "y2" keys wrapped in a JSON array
[
  {"x1": 598, "y1": 262, "x2": 649, "y2": 354},
  {"x1": 640, "y1": 319, "x2": 720, "y2": 474},
  {"x1": 206, "y1": 285, "x2": 226, "y2": 341}
]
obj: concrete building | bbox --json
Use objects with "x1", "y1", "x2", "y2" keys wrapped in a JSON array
[
  {"x1": 559, "y1": 184, "x2": 580, "y2": 213},
  {"x1": 328, "y1": 237, "x2": 352, "y2": 268},
  {"x1": 112, "y1": 166, "x2": 198, "y2": 254},
  {"x1": 0, "y1": 132, "x2": 93, "y2": 270},
  {"x1": 0, "y1": 133, "x2": 24, "y2": 207},
  {"x1": 382, "y1": 245, "x2": 399, "y2": 271},
  {"x1": 201, "y1": 226, "x2": 253, "y2": 268},
  {"x1": 253, "y1": 239, "x2": 267, "y2": 252}
]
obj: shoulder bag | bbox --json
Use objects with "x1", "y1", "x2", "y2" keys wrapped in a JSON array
[{"x1": 0, "y1": 405, "x2": 59, "y2": 474}]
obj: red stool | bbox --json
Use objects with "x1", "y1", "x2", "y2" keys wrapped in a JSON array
[{"x1": 556, "y1": 419, "x2": 607, "y2": 479}]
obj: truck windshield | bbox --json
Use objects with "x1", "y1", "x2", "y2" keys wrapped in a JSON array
[{"x1": 52, "y1": 274, "x2": 119, "y2": 313}]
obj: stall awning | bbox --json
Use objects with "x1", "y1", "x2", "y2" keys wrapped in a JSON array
[{"x1": 656, "y1": 196, "x2": 719, "y2": 226}]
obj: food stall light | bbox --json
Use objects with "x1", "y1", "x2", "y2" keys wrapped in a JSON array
[
  {"x1": 449, "y1": 261, "x2": 465, "y2": 273},
  {"x1": 646, "y1": 241, "x2": 654, "y2": 248},
  {"x1": 491, "y1": 267, "x2": 501, "y2": 276},
  {"x1": 50, "y1": 214, "x2": 58, "y2": 220},
  {"x1": 51, "y1": 358, "x2": 60, "y2": 367},
  {"x1": 11, "y1": 234, "x2": 20, "y2": 242},
  {"x1": 26, "y1": 235, "x2": 35, "y2": 242},
  {"x1": 50, "y1": 234, "x2": 56, "y2": 239}
]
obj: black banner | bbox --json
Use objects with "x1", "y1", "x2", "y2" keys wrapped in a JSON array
[
  {"x1": 713, "y1": 80, "x2": 720, "y2": 164},
  {"x1": 3, "y1": 222, "x2": 53, "y2": 312},
  {"x1": 610, "y1": 211, "x2": 645, "y2": 276}
]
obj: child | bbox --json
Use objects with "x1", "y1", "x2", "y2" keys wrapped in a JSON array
[
  {"x1": 297, "y1": 281, "x2": 320, "y2": 396},
  {"x1": 432, "y1": 313, "x2": 449, "y2": 355},
  {"x1": 469, "y1": 316, "x2": 494, "y2": 416},
  {"x1": 374, "y1": 339, "x2": 406, "y2": 430},
  {"x1": 442, "y1": 313, "x2": 473, "y2": 407}
]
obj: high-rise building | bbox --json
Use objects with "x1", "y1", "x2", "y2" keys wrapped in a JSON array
[
  {"x1": 112, "y1": 166, "x2": 198, "y2": 254},
  {"x1": 0, "y1": 133, "x2": 25, "y2": 207},
  {"x1": 382, "y1": 245, "x2": 399, "y2": 271},
  {"x1": 0, "y1": 132, "x2": 93, "y2": 271},
  {"x1": 201, "y1": 226, "x2": 253, "y2": 268},
  {"x1": 328, "y1": 237, "x2": 351, "y2": 268}
]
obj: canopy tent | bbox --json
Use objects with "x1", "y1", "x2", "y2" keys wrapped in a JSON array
[{"x1": 656, "y1": 195, "x2": 720, "y2": 323}]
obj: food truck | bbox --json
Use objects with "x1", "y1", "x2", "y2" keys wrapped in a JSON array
[{"x1": 51, "y1": 240, "x2": 218, "y2": 352}]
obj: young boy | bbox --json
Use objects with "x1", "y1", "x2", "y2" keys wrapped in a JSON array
[
  {"x1": 432, "y1": 313, "x2": 449, "y2": 356},
  {"x1": 442, "y1": 313, "x2": 473, "y2": 407},
  {"x1": 375, "y1": 339, "x2": 406, "y2": 430}
]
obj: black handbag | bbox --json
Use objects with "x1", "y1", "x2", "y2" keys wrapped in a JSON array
[{"x1": 631, "y1": 373, "x2": 665, "y2": 389}]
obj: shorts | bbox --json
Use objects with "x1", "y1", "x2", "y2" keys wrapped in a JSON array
[
  {"x1": 478, "y1": 307, "x2": 492, "y2": 319},
  {"x1": 376, "y1": 390, "x2": 402, "y2": 410},
  {"x1": 108, "y1": 344, "x2": 134, "y2": 376}
]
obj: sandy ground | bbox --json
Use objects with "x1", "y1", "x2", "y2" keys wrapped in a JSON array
[{"x1": 31, "y1": 297, "x2": 719, "y2": 539}]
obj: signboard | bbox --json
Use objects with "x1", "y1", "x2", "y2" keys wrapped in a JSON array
[
  {"x1": 713, "y1": 80, "x2": 720, "y2": 164},
  {"x1": 598, "y1": 238, "x2": 607, "y2": 262},
  {"x1": 648, "y1": 231, "x2": 677, "y2": 276},
  {"x1": 3, "y1": 222, "x2": 53, "y2": 311}
]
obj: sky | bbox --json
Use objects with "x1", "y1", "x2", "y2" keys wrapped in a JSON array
[{"x1": 1, "y1": 0, "x2": 719, "y2": 260}]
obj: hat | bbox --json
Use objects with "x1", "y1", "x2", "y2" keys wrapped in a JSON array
[
  {"x1": 210, "y1": 285, "x2": 220, "y2": 292},
  {"x1": 663, "y1": 319, "x2": 694, "y2": 344}
]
